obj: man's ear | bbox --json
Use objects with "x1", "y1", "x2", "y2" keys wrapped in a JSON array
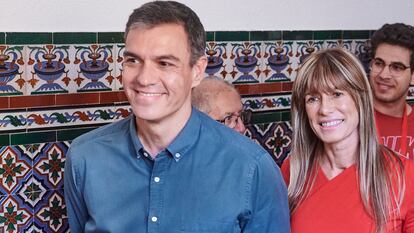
[{"x1": 191, "y1": 56, "x2": 207, "y2": 88}]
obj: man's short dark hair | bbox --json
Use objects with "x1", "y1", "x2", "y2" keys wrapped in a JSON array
[
  {"x1": 125, "y1": 1, "x2": 206, "y2": 66},
  {"x1": 371, "y1": 23, "x2": 414, "y2": 72}
]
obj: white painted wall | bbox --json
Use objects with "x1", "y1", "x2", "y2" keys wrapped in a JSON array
[{"x1": 1, "y1": 0, "x2": 413, "y2": 32}]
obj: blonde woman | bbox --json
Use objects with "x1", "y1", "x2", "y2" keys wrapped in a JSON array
[{"x1": 281, "y1": 48, "x2": 414, "y2": 233}]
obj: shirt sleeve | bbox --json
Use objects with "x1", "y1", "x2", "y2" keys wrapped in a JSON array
[
  {"x1": 241, "y1": 152, "x2": 291, "y2": 233},
  {"x1": 64, "y1": 144, "x2": 88, "y2": 233}
]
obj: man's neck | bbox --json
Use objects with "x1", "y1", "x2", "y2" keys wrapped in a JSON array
[
  {"x1": 135, "y1": 108, "x2": 192, "y2": 158},
  {"x1": 374, "y1": 99, "x2": 411, "y2": 117}
]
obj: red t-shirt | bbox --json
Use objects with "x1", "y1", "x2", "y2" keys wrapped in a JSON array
[
  {"x1": 281, "y1": 158, "x2": 414, "y2": 233},
  {"x1": 375, "y1": 109, "x2": 414, "y2": 160}
]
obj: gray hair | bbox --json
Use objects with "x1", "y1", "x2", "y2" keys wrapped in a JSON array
[{"x1": 192, "y1": 77, "x2": 240, "y2": 114}]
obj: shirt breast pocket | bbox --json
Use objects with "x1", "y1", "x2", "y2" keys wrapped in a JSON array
[{"x1": 179, "y1": 220, "x2": 240, "y2": 233}]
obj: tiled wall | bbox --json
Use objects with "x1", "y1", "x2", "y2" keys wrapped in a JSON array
[{"x1": 1, "y1": 30, "x2": 414, "y2": 232}]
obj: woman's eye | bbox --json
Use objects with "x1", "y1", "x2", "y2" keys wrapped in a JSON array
[
  {"x1": 332, "y1": 92, "x2": 343, "y2": 97},
  {"x1": 306, "y1": 96, "x2": 318, "y2": 104}
]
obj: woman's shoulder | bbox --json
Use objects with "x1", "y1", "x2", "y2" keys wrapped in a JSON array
[{"x1": 280, "y1": 158, "x2": 290, "y2": 185}]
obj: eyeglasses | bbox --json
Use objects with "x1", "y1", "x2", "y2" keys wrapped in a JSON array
[
  {"x1": 217, "y1": 110, "x2": 252, "y2": 128},
  {"x1": 370, "y1": 58, "x2": 411, "y2": 76}
]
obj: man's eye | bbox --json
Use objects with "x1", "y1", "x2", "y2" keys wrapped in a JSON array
[
  {"x1": 391, "y1": 63, "x2": 406, "y2": 72},
  {"x1": 374, "y1": 60, "x2": 385, "y2": 67},
  {"x1": 159, "y1": 61, "x2": 172, "y2": 67},
  {"x1": 124, "y1": 57, "x2": 139, "y2": 64}
]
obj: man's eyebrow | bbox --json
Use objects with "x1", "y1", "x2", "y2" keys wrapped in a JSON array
[
  {"x1": 123, "y1": 51, "x2": 139, "y2": 58},
  {"x1": 123, "y1": 51, "x2": 180, "y2": 62},
  {"x1": 156, "y1": 55, "x2": 180, "y2": 62}
]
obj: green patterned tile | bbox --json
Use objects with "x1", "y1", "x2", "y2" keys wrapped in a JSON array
[
  {"x1": 342, "y1": 30, "x2": 370, "y2": 39},
  {"x1": 0, "y1": 32, "x2": 5, "y2": 44},
  {"x1": 57, "y1": 127, "x2": 97, "y2": 141},
  {"x1": 252, "y1": 111, "x2": 282, "y2": 124},
  {"x1": 281, "y1": 111, "x2": 291, "y2": 121},
  {"x1": 53, "y1": 32, "x2": 96, "y2": 44},
  {"x1": 282, "y1": 31, "x2": 313, "y2": 40},
  {"x1": 215, "y1": 31, "x2": 249, "y2": 41},
  {"x1": 250, "y1": 31, "x2": 282, "y2": 41},
  {"x1": 206, "y1": 32, "x2": 215, "y2": 41},
  {"x1": 98, "y1": 32, "x2": 124, "y2": 43},
  {"x1": 11, "y1": 131, "x2": 56, "y2": 145},
  {"x1": 6, "y1": 32, "x2": 52, "y2": 45},
  {"x1": 314, "y1": 30, "x2": 342, "y2": 40},
  {"x1": 0, "y1": 134, "x2": 10, "y2": 146}
]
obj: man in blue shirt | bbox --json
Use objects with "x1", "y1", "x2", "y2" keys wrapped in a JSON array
[{"x1": 64, "y1": 1, "x2": 290, "y2": 233}]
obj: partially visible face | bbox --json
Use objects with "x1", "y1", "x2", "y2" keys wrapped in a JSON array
[
  {"x1": 305, "y1": 89, "x2": 359, "y2": 146},
  {"x1": 122, "y1": 23, "x2": 206, "y2": 123},
  {"x1": 369, "y1": 43, "x2": 414, "y2": 105},
  {"x1": 209, "y1": 90, "x2": 246, "y2": 134}
]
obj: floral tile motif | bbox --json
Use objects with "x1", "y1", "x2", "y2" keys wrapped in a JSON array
[
  {"x1": 261, "y1": 41, "x2": 294, "y2": 83},
  {"x1": 33, "y1": 189, "x2": 68, "y2": 233},
  {"x1": 33, "y1": 142, "x2": 68, "y2": 190},
  {"x1": 0, "y1": 111, "x2": 27, "y2": 131},
  {"x1": 227, "y1": 42, "x2": 262, "y2": 84},
  {"x1": 16, "y1": 178, "x2": 48, "y2": 209},
  {"x1": 204, "y1": 41, "x2": 229, "y2": 80},
  {"x1": 0, "y1": 45, "x2": 26, "y2": 96},
  {"x1": 0, "y1": 104, "x2": 132, "y2": 131},
  {"x1": 242, "y1": 94, "x2": 291, "y2": 112},
  {"x1": 114, "y1": 44, "x2": 125, "y2": 91},
  {"x1": 0, "y1": 195, "x2": 32, "y2": 233},
  {"x1": 245, "y1": 121, "x2": 292, "y2": 166},
  {"x1": 72, "y1": 44, "x2": 116, "y2": 93},
  {"x1": 0, "y1": 146, "x2": 31, "y2": 195},
  {"x1": 26, "y1": 45, "x2": 71, "y2": 95}
]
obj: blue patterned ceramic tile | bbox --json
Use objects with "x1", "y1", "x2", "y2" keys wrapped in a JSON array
[
  {"x1": 114, "y1": 44, "x2": 125, "y2": 91},
  {"x1": 225, "y1": 42, "x2": 262, "y2": 84},
  {"x1": 0, "y1": 105, "x2": 132, "y2": 131},
  {"x1": 33, "y1": 189, "x2": 68, "y2": 233},
  {"x1": 0, "y1": 45, "x2": 26, "y2": 96},
  {"x1": 0, "y1": 146, "x2": 32, "y2": 195},
  {"x1": 26, "y1": 45, "x2": 71, "y2": 95},
  {"x1": 204, "y1": 41, "x2": 228, "y2": 79},
  {"x1": 0, "y1": 195, "x2": 32, "y2": 232},
  {"x1": 245, "y1": 121, "x2": 292, "y2": 166},
  {"x1": 242, "y1": 94, "x2": 291, "y2": 112},
  {"x1": 261, "y1": 41, "x2": 294, "y2": 82},
  {"x1": 73, "y1": 44, "x2": 116, "y2": 93},
  {"x1": 32, "y1": 142, "x2": 68, "y2": 190}
]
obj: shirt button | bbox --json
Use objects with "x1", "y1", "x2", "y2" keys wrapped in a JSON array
[
  {"x1": 151, "y1": 216, "x2": 158, "y2": 222},
  {"x1": 143, "y1": 152, "x2": 149, "y2": 157},
  {"x1": 175, "y1": 153, "x2": 181, "y2": 158},
  {"x1": 154, "y1": 177, "x2": 160, "y2": 183}
]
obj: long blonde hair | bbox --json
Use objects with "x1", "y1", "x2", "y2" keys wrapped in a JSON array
[{"x1": 289, "y1": 48, "x2": 404, "y2": 233}]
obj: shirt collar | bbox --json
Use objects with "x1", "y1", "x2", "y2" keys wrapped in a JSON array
[
  {"x1": 166, "y1": 108, "x2": 201, "y2": 162},
  {"x1": 128, "y1": 115, "x2": 144, "y2": 159},
  {"x1": 128, "y1": 108, "x2": 202, "y2": 162}
]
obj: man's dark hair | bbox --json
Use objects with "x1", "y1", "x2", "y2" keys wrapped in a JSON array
[
  {"x1": 125, "y1": 1, "x2": 206, "y2": 66},
  {"x1": 371, "y1": 23, "x2": 414, "y2": 73}
]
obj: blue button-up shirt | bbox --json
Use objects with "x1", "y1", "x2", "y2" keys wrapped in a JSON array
[{"x1": 64, "y1": 108, "x2": 290, "y2": 233}]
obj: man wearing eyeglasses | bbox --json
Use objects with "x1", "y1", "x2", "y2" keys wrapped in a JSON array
[
  {"x1": 192, "y1": 77, "x2": 250, "y2": 134},
  {"x1": 369, "y1": 23, "x2": 414, "y2": 159}
]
